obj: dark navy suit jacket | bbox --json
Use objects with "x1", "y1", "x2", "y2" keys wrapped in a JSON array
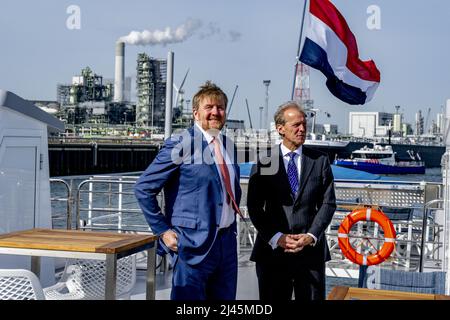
[
  {"x1": 247, "y1": 145, "x2": 336, "y2": 267},
  {"x1": 134, "y1": 125, "x2": 241, "y2": 265}
]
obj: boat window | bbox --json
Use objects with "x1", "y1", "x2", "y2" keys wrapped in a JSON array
[
  {"x1": 353, "y1": 153, "x2": 392, "y2": 159},
  {"x1": 365, "y1": 153, "x2": 392, "y2": 159}
]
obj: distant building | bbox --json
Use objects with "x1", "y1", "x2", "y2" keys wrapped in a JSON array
[
  {"x1": 415, "y1": 110, "x2": 424, "y2": 136},
  {"x1": 307, "y1": 123, "x2": 324, "y2": 134},
  {"x1": 393, "y1": 113, "x2": 402, "y2": 133},
  {"x1": 323, "y1": 124, "x2": 338, "y2": 135},
  {"x1": 226, "y1": 119, "x2": 245, "y2": 130},
  {"x1": 57, "y1": 67, "x2": 113, "y2": 106},
  {"x1": 56, "y1": 67, "x2": 134, "y2": 127},
  {"x1": 402, "y1": 123, "x2": 413, "y2": 136},
  {"x1": 437, "y1": 113, "x2": 444, "y2": 135},
  {"x1": 136, "y1": 53, "x2": 167, "y2": 129},
  {"x1": 349, "y1": 112, "x2": 394, "y2": 137}
]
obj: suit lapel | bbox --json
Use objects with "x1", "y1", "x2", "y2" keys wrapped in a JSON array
[
  {"x1": 274, "y1": 146, "x2": 292, "y2": 199},
  {"x1": 295, "y1": 147, "x2": 315, "y2": 204},
  {"x1": 272, "y1": 145, "x2": 296, "y2": 230}
]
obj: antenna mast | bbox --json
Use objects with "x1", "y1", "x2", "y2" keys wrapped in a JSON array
[{"x1": 291, "y1": 0, "x2": 313, "y2": 110}]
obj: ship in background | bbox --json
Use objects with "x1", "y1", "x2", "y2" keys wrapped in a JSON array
[
  {"x1": 334, "y1": 144, "x2": 425, "y2": 174},
  {"x1": 32, "y1": 40, "x2": 445, "y2": 177},
  {"x1": 341, "y1": 108, "x2": 445, "y2": 168}
]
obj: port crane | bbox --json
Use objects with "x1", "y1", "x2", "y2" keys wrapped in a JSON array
[
  {"x1": 245, "y1": 99, "x2": 253, "y2": 129},
  {"x1": 227, "y1": 85, "x2": 239, "y2": 117},
  {"x1": 173, "y1": 68, "x2": 190, "y2": 111}
]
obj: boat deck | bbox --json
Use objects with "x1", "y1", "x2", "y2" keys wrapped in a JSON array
[
  {"x1": 128, "y1": 252, "x2": 358, "y2": 300},
  {"x1": 48, "y1": 175, "x2": 444, "y2": 299}
]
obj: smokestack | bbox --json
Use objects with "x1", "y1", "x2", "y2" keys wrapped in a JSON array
[
  {"x1": 165, "y1": 52, "x2": 174, "y2": 140},
  {"x1": 114, "y1": 41, "x2": 125, "y2": 102}
]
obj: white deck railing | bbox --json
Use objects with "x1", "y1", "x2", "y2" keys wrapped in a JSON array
[{"x1": 49, "y1": 176, "x2": 445, "y2": 276}]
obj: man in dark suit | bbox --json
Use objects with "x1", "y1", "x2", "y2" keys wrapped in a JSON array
[
  {"x1": 134, "y1": 81, "x2": 241, "y2": 300},
  {"x1": 247, "y1": 101, "x2": 336, "y2": 301}
]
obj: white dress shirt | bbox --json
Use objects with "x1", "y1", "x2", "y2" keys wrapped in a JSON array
[
  {"x1": 195, "y1": 122, "x2": 236, "y2": 229},
  {"x1": 268, "y1": 143, "x2": 317, "y2": 249}
]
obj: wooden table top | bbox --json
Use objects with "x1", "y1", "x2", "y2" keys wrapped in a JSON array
[
  {"x1": 328, "y1": 286, "x2": 450, "y2": 300},
  {"x1": 0, "y1": 228, "x2": 158, "y2": 254}
]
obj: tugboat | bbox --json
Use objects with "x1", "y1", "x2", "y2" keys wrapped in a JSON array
[{"x1": 333, "y1": 144, "x2": 425, "y2": 174}]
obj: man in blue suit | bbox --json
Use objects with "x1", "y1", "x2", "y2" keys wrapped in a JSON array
[{"x1": 134, "y1": 81, "x2": 242, "y2": 300}]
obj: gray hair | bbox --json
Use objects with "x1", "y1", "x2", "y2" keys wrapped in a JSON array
[{"x1": 273, "y1": 101, "x2": 306, "y2": 126}]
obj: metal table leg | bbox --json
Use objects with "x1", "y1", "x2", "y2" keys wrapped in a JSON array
[
  {"x1": 105, "y1": 254, "x2": 117, "y2": 300},
  {"x1": 31, "y1": 256, "x2": 41, "y2": 278},
  {"x1": 146, "y1": 245, "x2": 156, "y2": 300}
]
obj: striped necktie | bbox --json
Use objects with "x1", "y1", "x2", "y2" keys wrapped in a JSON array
[
  {"x1": 212, "y1": 137, "x2": 243, "y2": 218},
  {"x1": 287, "y1": 152, "x2": 299, "y2": 195}
]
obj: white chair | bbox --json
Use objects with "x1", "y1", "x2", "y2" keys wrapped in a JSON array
[
  {"x1": 44, "y1": 254, "x2": 136, "y2": 300},
  {"x1": 0, "y1": 269, "x2": 46, "y2": 300}
]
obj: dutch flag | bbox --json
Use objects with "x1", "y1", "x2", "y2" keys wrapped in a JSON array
[{"x1": 300, "y1": 0, "x2": 381, "y2": 105}]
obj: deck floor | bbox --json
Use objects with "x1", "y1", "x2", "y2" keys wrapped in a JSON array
[{"x1": 130, "y1": 251, "x2": 358, "y2": 300}]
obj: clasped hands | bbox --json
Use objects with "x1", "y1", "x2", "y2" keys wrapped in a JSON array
[{"x1": 277, "y1": 234, "x2": 314, "y2": 253}]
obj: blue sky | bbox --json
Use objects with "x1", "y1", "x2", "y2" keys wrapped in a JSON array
[{"x1": 1, "y1": 0, "x2": 449, "y2": 133}]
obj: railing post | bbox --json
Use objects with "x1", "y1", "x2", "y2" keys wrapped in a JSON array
[
  {"x1": 49, "y1": 179, "x2": 74, "y2": 230},
  {"x1": 65, "y1": 180, "x2": 73, "y2": 230},
  {"x1": 76, "y1": 186, "x2": 81, "y2": 230},
  {"x1": 419, "y1": 199, "x2": 444, "y2": 272},
  {"x1": 406, "y1": 221, "x2": 412, "y2": 271},
  {"x1": 118, "y1": 178, "x2": 123, "y2": 233},
  {"x1": 88, "y1": 177, "x2": 93, "y2": 227}
]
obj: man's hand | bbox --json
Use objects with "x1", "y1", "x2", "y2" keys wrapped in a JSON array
[
  {"x1": 283, "y1": 234, "x2": 314, "y2": 253},
  {"x1": 161, "y1": 229, "x2": 178, "y2": 252},
  {"x1": 277, "y1": 234, "x2": 300, "y2": 251}
]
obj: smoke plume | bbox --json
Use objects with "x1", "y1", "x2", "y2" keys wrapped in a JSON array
[
  {"x1": 119, "y1": 19, "x2": 242, "y2": 46},
  {"x1": 119, "y1": 19, "x2": 202, "y2": 46}
]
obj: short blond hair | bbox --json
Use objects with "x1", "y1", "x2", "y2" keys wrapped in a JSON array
[{"x1": 192, "y1": 81, "x2": 228, "y2": 112}]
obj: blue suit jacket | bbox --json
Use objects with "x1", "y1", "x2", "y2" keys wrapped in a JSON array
[{"x1": 134, "y1": 125, "x2": 241, "y2": 265}]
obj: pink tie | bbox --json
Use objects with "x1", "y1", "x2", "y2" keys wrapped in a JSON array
[{"x1": 212, "y1": 137, "x2": 243, "y2": 218}]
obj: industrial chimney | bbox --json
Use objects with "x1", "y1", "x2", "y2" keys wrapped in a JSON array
[
  {"x1": 114, "y1": 41, "x2": 125, "y2": 102},
  {"x1": 165, "y1": 51, "x2": 174, "y2": 140}
]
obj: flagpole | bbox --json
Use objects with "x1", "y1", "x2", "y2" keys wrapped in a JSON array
[{"x1": 291, "y1": 0, "x2": 309, "y2": 100}]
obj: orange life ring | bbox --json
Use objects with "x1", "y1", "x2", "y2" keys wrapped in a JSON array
[{"x1": 338, "y1": 207, "x2": 396, "y2": 266}]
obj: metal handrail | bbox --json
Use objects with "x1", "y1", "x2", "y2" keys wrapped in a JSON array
[
  {"x1": 49, "y1": 178, "x2": 73, "y2": 230},
  {"x1": 64, "y1": 174, "x2": 445, "y2": 273},
  {"x1": 75, "y1": 179, "x2": 139, "y2": 230},
  {"x1": 419, "y1": 199, "x2": 444, "y2": 272}
]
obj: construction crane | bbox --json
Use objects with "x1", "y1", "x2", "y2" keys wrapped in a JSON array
[
  {"x1": 245, "y1": 99, "x2": 253, "y2": 129},
  {"x1": 227, "y1": 85, "x2": 239, "y2": 116},
  {"x1": 174, "y1": 68, "x2": 190, "y2": 110}
]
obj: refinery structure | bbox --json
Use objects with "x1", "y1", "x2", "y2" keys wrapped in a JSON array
[
  {"x1": 46, "y1": 41, "x2": 189, "y2": 138},
  {"x1": 34, "y1": 39, "x2": 445, "y2": 148},
  {"x1": 25, "y1": 39, "x2": 449, "y2": 177},
  {"x1": 136, "y1": 52, "x2": 167, "y2": 128}
]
